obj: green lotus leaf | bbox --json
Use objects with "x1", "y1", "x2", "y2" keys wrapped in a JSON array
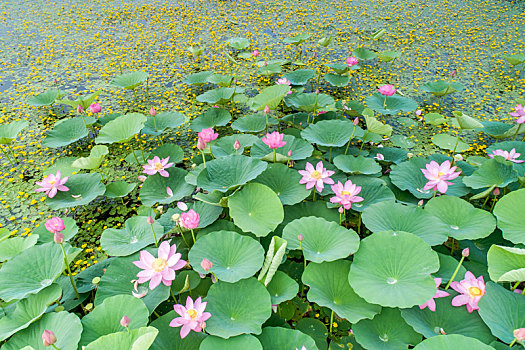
[
  {"x1": 401, "y1": 296, "x2": 495, "y2": 343},
  {"x1": 211, "y1": 134, "x2": 259, "y2": 157},
  {"x1": 159, "y1": 201, "x2": 222, "y2": 231},
  {"x1": 205, "y1": 277, "x2": 271, "y2": 338},
  {"x1": 284, "y1": 69, "x2": 315, "y2": 85},
  {"x1": 286, "y1": 93, "x2": 336, "y2": 112},
  {"x1": 480, "y1": 121, "x2": 514, "y2": 138},
  {"x1": 463, "y1": 158, "x2": 517, "y2": 189},
  {"x1": 256, "y1": 327, "x2": 318, "y2": 349},
  {"x1": 34, "y1": 217, "x2": 78, "y2": 244},
  {"x1": 421, "y1": 80, "x2": 465, "y2": 97},
  {"x1": 431, "y1": 133, "x2": 470, "y2": 152},
  {"x1": 2, "y1": 311, "x2": 82, "y2": 350},
  {"x1": 344, "y1": 176, "x2": 395, "y2": 212},
  {"x1": 189, "y1": 230, "x2": 265, "y2": 283},
  {"x1": 0, "y1": 234, "x2": 38, "y2": 261},
  {"x1": 378, "y1": 50, "x2": 401, "y2": 62},
  {"x1": 57, "y1": 90, "x2": 101, "y2": 110},
  {"x1": 333, "y1": 155, "x2": 382, "y2": 175},
  {"x1": 302, "y1": 119, "x2": 354, "y2": 147},
  {"x1": 283, "y1": 216, "x2": 359, "y2": 262},
  {"x1": 149, "y1": 310, "x2": 206, "y2": 349},
  {"x1": 111, "y1": 71, "x2": 148, "y2": 89},
  {"x1": 100, "y1": 216, "x2": 163, "y2": 256},
  {"x1": 487, "y1": 245, "x2": 525, "y2": 282},
  {"x1": 206, "y1": 73, "x2": 234, "y2": 87},
  {"x1": 303, "y1": 260, "x2": 381, "y2": 323},
  {"x1": 182, "y1": 70, "x2": 214, "y2": 86},
  {"x1": 493, "y1": 188, "x2": 525, "y2": 244},
  {"x1": 249, "y1": 84, "x2": 291, "y2": 111},
  {"x1": 362, "y1": 201, "x2": 448, "y2": 245},
  {"x1": 105, "y1": 181, "x2": 137, "y2": 198},
  {"x1": 228, "y1": 183, "x2": 284, "y2": 237},
  {"x1": 325, "y1": 73, "x2": 350, "y2": 87},
  {"x1": 80, "y1": 295, "x2": 149, "y2": 346},
  {"x1": 365, "y1": 93, "x2": 418, "y2": 115},
  {"x1": 266, "y1": 270, "x2": 299, "y2": 305},
  {"x1": 253, "y1": 163, "x2": 310, "y2": 205},
  {"x1": 42, "y1": 117, "x2": 88, "y2": 148},
  {"x1": 231, "y1": 113, "x2": 278, "y2": 132},
  {"x1": 257, "y1": 63, "x2": 282, "y2": 76},
  {"x1": 191, "y1": 108, "x2": 231, "y2": 131},
  {"x1": 139, "y1": 167, "x2": 194, "y2": 206},
  {"x1": 0, "y1": 120, "x2": 29, "y2": 144},
  {"x1": 486, "y1": 141, "x2": 525, "y2": 174},
  {"x1": 197, "y1": 155, "x2": 267, "y2": 193},
  {"x1": 227, "y1": 37, "x2": 250, "y2": 49},
  {"x1": 145, "y1": 145, "x2": 181, "y2": 166},
  {"x1": 201, "y1": 334, "x2": 262, "y2": 350},
  {"x1": 353, "y1": 307, "x2": 421, "y2": 349},
  {"x1": 425, "y1": 113, "x2": 447, "y2": 126},
  {"x1": 434, "y1": 253, "x2": 467, "y2": 283},
  {"x1": 364, "y1": 114, "x2": 393, "y2": 136},
  {"x1": 413, "y1": 334, "x2": 495, "y2": 350},
  {"x1": 96, "y1": 113, "x2": 147, "y2": 144},
  {"x1": 142, "y1": 112, "x2": 186, "y2": 136},
  {"x1": 46, "y1": 173, "x2": 106, "y2": 209},
  {"x1": 282, "y1": 201, "x2": 339, "y2": 229},
  {"x1": 348, "y1": 231, "x2": 440, "y2": 308},
  {"x1": 196, "y1": 87, "x2": 235, "y2": 104},
  {"x1": 0, "y1": 242, "x2": 64, "y2": 302},
  {"x1": 283, "y1": 33, "x2": 311, "y2": 44},
  {"x1": 85, "y1": 327, "x2": 158, "y2": 350},
  {"x1": 452, "y1": 111, "x2": 484, "y2": 130},
  {"x1": 326, "y1": 63, "x2": 350, "y2": 74},
  {"x1": 354, "y1": 47, "x2": 378, "y2": 60},
  {"x1": 258, "y1": 236, "x2": 287, "y2": 286},
  {"x1": 373, "y1": 146, "x2": 408, "y2": 162},
  {"x1": 72, "y1": 145, "x2": 108, "y2": 169},
  {"x1": 295, "y1": 318, "x2": 328, "y2": 350},
  {"x1": 503, "y1": 53, "x2": 525, "y2": 66},
  {"x1": 27, "y1": 89, "x2": 59, "y2": 106},
  {"x1": 250, "y1": 134, "x2": 314, "y2": 161}
]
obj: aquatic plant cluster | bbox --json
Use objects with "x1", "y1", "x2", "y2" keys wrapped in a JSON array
[{"x1": 1, "y1": 0, "x2": 525, "y2": 349}]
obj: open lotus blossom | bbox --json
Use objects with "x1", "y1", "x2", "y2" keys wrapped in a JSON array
[
  {"x1": 180, "y1": 209, "x2": 200, "y2": 229},
  {"x1": 197, "y1": 128, "x2": 219, "y2": 144},
  {"x1": 421, "y1": 160, "x2": 461, "y2": 194},
  {"x1": 276, "y1": 77, "x2": 293, "y2": 94},
  {"x1": 298, "y1": 161, "x2": 335, "y2": 192},
  {"x1": 378, "y1": 84, "x2": 397, "y2": 96},
  {"x1": 419, "y1": 278, "x2": 450, "y2": 312},
  {"x1": 510, "y1": 104, "x2": 525, "y2": 123},
  {"x1": 295, "y1": 347, "x2": 307, "y2": 350},
  {"x1": 132, "y1": 241, "x2": 186, "y2": 290},
  {"x1": 45, "y1": 217, "x2": 65, "y2": 234},
  {"x1": 330, "y1": 180, "x2": 364, "y2": 210},
  {"x1": 346, "y1": 56, "x2": 358, "y2": 66},
  {"x1": 262, "y1": 131, "x2": 286, "y2": 149},
  {"x1": 35, "y1": 171, "x2": 69, "y2": 198},
  {"x1": 450, "y1": 271, "x2": 485, "y2": 313},
  {"x1": 169, "y1": 296, "x2": 211, "y2": 339},
  {"x1": 89, "y1": 103, "x2": 101, "y2": 114},
  {"x1": 489, "y1": 148, "x2": 524, "y2": 163},
  {"x1": 143, "y1": 156, "x2": 174, "y2": 177}
]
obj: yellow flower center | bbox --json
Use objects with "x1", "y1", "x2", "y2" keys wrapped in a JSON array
[
  {"x1": 437, "y1": 171, "x2": 445, "y2": 177},
  {"x1": 49, "y1": 180, "x2": 56, "y2": 185},
  {"x1": 468, "y1": 286, "x2": 483, "y2": 297},
  {"x1": 341, "y1": 191, "x2": 351, "y2": 196},
  {"x1": 154, "y1": 162, "x2": 163, "y2": 170},
  {"x1": 187, "y1": 309, "x2": 198, "y2": 319},
  {"x1": 311, "y1": 170, "x2": 322, "y2": 180},
  {"x1": 152, "y1": 258, "x2": 168, "y2": 272}
]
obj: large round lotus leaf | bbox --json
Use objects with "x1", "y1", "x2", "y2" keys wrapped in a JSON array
[
  {"x1": 266, "y1": 270, "x2": 299, "y2": 305},
  {"x1": 0, "y1": 120, "x2": 28, "y2": 144},
  {"x1": 43, "y1": 157, "x2": 79, "y2": 178},
  {"x1": 431, "y1": 134, "x2": 470, "y2": 152},
  {"x1": 142, "y1": 112, "x2": 186, "y2": 136},
  {"x1": 0, "y1": 284, "x2": 61, "y2": 341},
  {"x1": 182, "y1": 70, "x2": 214, "y2": 86},
  {"x1": 111, "y1": 71, "x2": 148, "y2": 89},
  {"x1": 349, "y1": 230, "x2": 440, "y2": 308},
  {"x1": 189, "y1": 230, "x2": 265, "y2": 283},
  {"x1": 353, "y1": 307, "x2": 421, "y2": 349},
  {"x1": 149, "y1": 143, "x2": 184, "y2": 164},
  {"x1": 196, "y1": 87, "x2": 235, "y2": 104},
  {"x1": 42, "y1": 117, "x2": 88, "y2": 148},
  {"x1": 302, "y1": 119, "x2": 355, "y2": 147},
  {"x1": 434, "y1": 253, "x2": 466, "y2": 283},
  {"x1": 72, "y1": 145, "x2": 108, "y2": 169},
  {"x1": 283, "y1": 216, "x2": 359, "y2": 262},
  {"x1": 250, "y1": 134, "x2": 314, "y2": 161},
  {"x1": 228, "y1": 183, "x2": 284, "y2": 237},
  {"x1": 95, "y1": 254, "x2": 169, "y2": 313},
  {"x1": 401, "y1": 296, "x2": 494, "y2": 343},
  {"x1": 378, "y1": 50, "x2": 401, "y2": 62},
  {"x1": 205, "y1": 277, "x2": 271, "y2": 338},
  {"x1": 487, "y1": 245, "x2": 525, "y2": 282},
  {"x1": 463, "y1": 158, "x2": 518, "y2": 190},
  {"x1": 149, "y1": 310, "x2": 206, "y2": 350},
  {"x1": 0, "y1": 242, "x2": 64, "y2": 302},
  {"x1": 200, "y1": 334, "x2": 262, "y2": 350},
  {"x1": 486, "y1": 141, "x2": 525, "y2": 173},
  {"x1": 333, "y1": 155, "x2": 382, "y2": 175},
  {"x1": 197, "y1": 155, "x2": 267, "y2": 193},
  {"x1": 283, "y1": 201, "x2": 339, "y2": 228},
  {"x1": 284, "y1": 69, "x2": 315, "y2": 85},
  {"x1": 139, "y1": 167, "x2": 194, "y2": 206},
  {"x1": 421, "y1": 80, "x2": 465, "y2": 96},
  {"x1": 286, "y1": 93, "x2": 336, "y2": 112},
  {"x1": 231, "y1": 113, "x2": 278, "y2": 132},
  {"x1": 303, "y1": 260, "x2": 381, "y2": 323},
  {"x1": 249, "y1": 84, "x2": 290, "y2": 111},
  {"x1": 105, "y1": 181, "x2": 137, "y2": 198},
  {"x1": 480, "y1": 121, "x2": 514, "y2": 139},
  {"x1": 80, "y1": 294, "x2": 149, "y2": 346},
  {"x1": 100, "y1": 216, "x2": 163, "y2": 256},
  {"x1": 34, "y1": 217, "x2": 78, "y2": 244},
  {"x1": 211, "y1": 134, "x2": 259, "y2": 157},
  {"x1": 346, "y1": 176, "x2": 395, "y2": 212},
  {"x1": 84, "y1": 327, "x2": 158, "y2": 350},
  {"x1": 45, "y1": 173, "x2": 106, "y2": 209},
  {"x1": 206, "y1": 73, "x2": 234, "y2": 87},
  {"x1": 27, "y1": 89, "x2": 58, "y2": 107},
  {"x1": 296, "y1": 318, "x2": 329, "y2": 350},
  {"x1": 0, "y1": 235, "x2": 38, "y2": 261},
  {"x1": 493, "y1": 188, "x2": 525, "y2": 244},
  {"x1": 365, "y1": 93, "x2": 418, "y2": 115},
  {"x1": 424, "y1": 196, "x2": 496, "y2": 240},
  {"x1": 191, "y1": 108, "x2": 231, "y2": 131},
  {"x1": 326, "y1": 63, "x2": 350, "y2": 74},
  {"x1": 325, "y1": 73, "x2": 350, "y2": 87},
  {"x1": 413, "y1": 335, "x2": 495, "y2": 350},
  {"x1": 2, "y1": 311, "x2": 82, "y2": 350},
  {"x1": 95, "y1": 113, "x2": 147, "y2": 144},
  {"x1": 253, "y1": 163, "x2": 310, "y2": 205},
  {"x1": 256, "y1": 327, "x2": 318, "y2": 350},
  {"x1": 354, "y1": 47, "x2": 378, "y2": 60},
  {"x1": 390, "y1": 157, "x2": 469, "y2": 199},
  {"x1": 362, "y1": 201, "x2": 448, "y2": 246}
]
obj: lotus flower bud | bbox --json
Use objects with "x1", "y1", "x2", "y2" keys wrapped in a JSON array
[
  {"x1": 149, "y1": 107, "x2": 157, "y2": 117},
  {"x1": 493, "y1": 187, "x2": 500, "y2": 196},
  {"x1": 338, "y1": 206, "x2": 344, "y2": 214},
  {"x1": 353, "y1": 117, "x2": 359, "y2": 126},
  {"x1": 514, "y1": 328, "x2": 525, "y2": 341},
  {"x1": 418, "y1": 200, "x2": 424, "y2": 207},
  {"x1": 77, "y1": 104, "x2": 83, "y2": 113},
  {"x1": 197, "y1": 137, "x2": 206, "y2": 150},
  {"x1": 462, "y1": 248, "x2": 469, "y2": 257},
  {"x1": 42, "y1": 329, "x2": 57, "y2": 346},
  {"x1": 177, "y1": 202, "x2": 188, "y2": 211},
  {"x1": 312, "y1": 51, "x2": 318, "y2": 59},
  {"x1": 234, "y1": 140, "x2": 241, "y2": 150},
  {"x1": 138, "y1": 175, "x2": 147, "y2": 182},
  {"x1": 171, "y1": 213, "x2": 180, "y2": 222},
  {"x1": 450, "y1": 69, "x2": 457, "y2": 77},
  {"x1": 89, "y1": 103, "x2": 101, "y2": 114},
  {"x1": 201, "y1": 258, "x2": 213, "y2": 272},
  {"x1": 264, "y1": 105, "x2": 270, "y2": 114},
  {"x1": 407, "y1": 152, "x2": 414, "y2": 158},
  {"x1": 147, "y1": 216, "x2": 154, "y2": 225},
  {"x1": 288, "y1": 150, "x2": 292, "y2": 157},
  {"x1": 54, "y1": 232, "x2": 64, "y2": 244},
  {"x1": 298, "y1": 234, "x2": 303, "y2": 241},
  {"x1": 120, "y1": 315, "x2": 130, "y2": 328},
  {"x1": 315, "y1": 89, "x2": 320, "y2": 94},
  {"x1": 252, "y1": 49, "x2": 259, "y2": 57},
  {"x1": 453, "y1": 154, "x2": 463, "y2": 162},
  {"x1": 263, "y1": 61, "x2": 268, "y2": 66}
]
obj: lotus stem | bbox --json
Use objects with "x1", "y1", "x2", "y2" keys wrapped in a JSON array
[
  {"x1": 312, "y1": 190, "x2": 316, "y2": 202},
  {"x1": 0, "y1": 145, "x2": 15, "y2": 167},
  {"x1": 170, "y1": 287, "x2": 177, "y2": 303},
  {"x1": 444, "y1": 255, "x2": 466, "y2": 290},
  {"x1": 273, "y1": 149, "x2": 276, "y2": 163},
  {"x1": 329, "y1": 310, "x2": 334, "y2": 335},
  {"x1": 149, "y1": 223, "x2": 158, "y2": 247},
  {"x1": 130, "y1": 147, "x2": 140, "y2": 165},
  {"x1": 176, "y1": 223, "x2": 190, "y2": 248},
  {"x1": 59, "y1": 243, "x2": 81, "y2": 300},
  {"x1": 344, "y1": 125, "x2": 357, "y2": 155},
  {"x1": 99, "y1": 172, "x2": 104, "y2": 182},
  {"x1": 328, "y1": 147, "x2": 332, "y2": 162},
  {"x1": 357, "y1": 212, "x2": 361, "y2": 235},
  {"x1": 139, "y1": 143, "x2": 146, "y2": 163},
  {"x1": 51, "y1": 344, "x2": 60, "y2": 350},
  {"x1": 450, "y1": 131, "x2": 462, "y2": 166},
  {"x1": 152, "y1": 115, "x2": 158, "y2": 132},
  {"x1": 383, "y1": 95, "x2": 387, "y2": 108},
  {"x1": 357, "y1": 138, "x2": 366, "y2": 157},
  {"x1": 511, "y1": 281, "x2": 520, "y2": 291},
  {"x1": 299, "y1": 240, "x2": 306, "y2": 270},
  {"x1": 190, "y1": 229, "x2": 196, "y2": 244},
  {"x1": 200, "y1": 150, "x2": 207, "y2": 168},
  {"x1": 509, "y1": 338, "x2": 518, "y2": 347},
  {"x1": 482, "y1": 194, "x2": 491, "y2": 208}
]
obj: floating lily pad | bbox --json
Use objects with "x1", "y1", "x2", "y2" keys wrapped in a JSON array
[
  {"x1": 111, "y1": 71, "x2": 148, "y2": 89},
  {"x1": 142, "y1": 112, "x2": 186, "y2": 135},
  {"x1": 139, "y1": 167, "x2": 194, "y2": 206},
  {"x1": 150, "y1": 310, "x2": 206, "y2": 349},
  {"x1": 487, "y1": 245, "x2": 525, "y2": 282},
  {"x1": 266, "y1": 271, "x2": 299, "y2": 305},
  {"x1": 42, "y1": 118, "x2": 88, "y2": 148},
  {"x1": 286, "y1": 93, "x2": 336, "y2": 112},
  {"x1": 46, "y1": 173, "x2": 106, "y2": 209},
  {"x1": 249, "y1": 84, "x2": 291, "y2": 111},
  {"x1": 250, "y1": 134, "x2": 314, "y2": 161},
  {"x1": 100, "y1": 216, "x2": 163, "y2": 256},
  {"x1": 413, "y1": 334, "x2": 495, "y2": 350},
  {"x1": 463, "y1": 158, "x2": 517, "y2": 190},
  {"x1": 253, "y1": 163, "x2": 310, "y2": 205},
  {"x1": 149, "y1": 143, "x2": 184, "y2": 164},
  {"x1": 284, "y1": 33, "x2": 311, "y2": 44},
  {"x1": 325, "y1": 73, "x2": 350, "y2": 87},
  {"x1": 231, "y1": 113, "x2": 277, "y2": 133},
  {"x1": 284, "y1": 69, "x2": 315, "y2": 85},
  {"x1": 104, "y1": 181, "x2": 136, "y2": 198},
  {"x1": 333, "y1": 155, "x2": 382, "y2": 175},
  {"x1": 256, "y1": 327, "x2": 318, "y2": 350},
  {"x1": 191, "y1": 108, "x2": 232, "y2": 131},
  {"x1": 0, "y1": 120, "x2": 29, "y2": 144},
  {"x1": 207, "y1": 74, "x2": 234, "y2": 87},
  {"x1": 27, "y1": 89, "x2": 59, "y2": 106},
  {"x1": 425, "y1": 113, "x2": 447, "y2": 126},
  {"x1": 96, "y1": 113, "x2": 147, "y2": 144},
  {"x1": 344, "y1": 176, "x2": 395, "y2": 212},
  {"x1": 493, "y1": 188, "x2": 525, "y2": 244},
  {"x1": 378, "y1": 50, "x2": 401, "y2": 62},
  {"x1": 196, "y1": 87, "x2": 235, "y2": 104},
  {"x1": 365, "y1": 93, "x2": 418, "y2": 115},
  {"x1": 201, "y1": 334, "x2": 262, "y2": 350},
  {"x1": 183, "y1": 71, "x2": 214, "y2": 86},
  {"x1": 302, "y1": 119, "x2": 354, "y2": 147},
  {"x1": 211, "y1": 134, "x2": 259, "y2": 157},
  {"x1": 432, "y1": 134, "x2": 470, "y2": 152}
]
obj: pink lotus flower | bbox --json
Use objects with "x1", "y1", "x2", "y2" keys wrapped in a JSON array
[
  {"x1": 233, "y1": 139, "x2": 241, "y2": 151},
  {"x1": 298, "y1": 161, "x2": 335, "y2": 192},
  {"x1": 489, "y1": 148, "x2": 524, "y2": 163},
  {"x1": 378, "y1": 84, "x2": 397, "y2": 96},
  {"x1": 197, "y1": 128, "x2": 219, "y2": 144},
  {"x1": 201, "y1": 258, "x2": 213, "y2": 272},
  {"x1": 132, "y1": 241, "x2": 187, "y2": 290},
  {"x1": 169, "y1": 296, "x2": 211, "y2": 339},
  {"x1": 149, "y1": 107, "x2": 157, "y2": 117},
  {"x1": 330, "y1": 180, "x2": 364, "y2": 210},
  {"x1": 45, "y1": 217, "x2": 65, "y2": 234},
  {"x1": 54, "y1": 232, "x2": 64, "y2": 244},
  {"x1": 180, "y1": 209, "x2": 200, "y2": 229},
  {"x1": 262, "y1": 131, "x2": 286, "y2": 149},
  {"x1": 89, "y1": 103, "x2": 101, "y2": 114},
  {"x1": 143, "y1": 156, "x2": 174, "y2": 177},
  {"x1": 252, "y1": 49, "x2": 259, "y2": 57},
  {"x1": 450, "y1": 271, "x2": 485, "y2": 313},
  {"x1": 120, "y1": 316, "x2": 130, "y2": 328},
  {"x1": 421, "y1": 160, "x2": 461, "y2": 194},
  {"x1": 35, "y1": 171, "x2": 69, "y2": 198},
  {"x1": 510, "y1": 104, "x2": 525, "y2": 124},
  {"x1": 264, "y1": 105, "x2": 271, "y2": 114},
  {"x1": 276, "y1": 77, "x2": 293, "y2": 95},
  {"x1": 346, "y1": 56, "x2": 358, "y2": 66},
  {"x1": 419, "y1": 278, "x2": 450, "y2": 312},
  {"x1": 514, "y1": 328, "x2": 525, "y2": 341}
]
